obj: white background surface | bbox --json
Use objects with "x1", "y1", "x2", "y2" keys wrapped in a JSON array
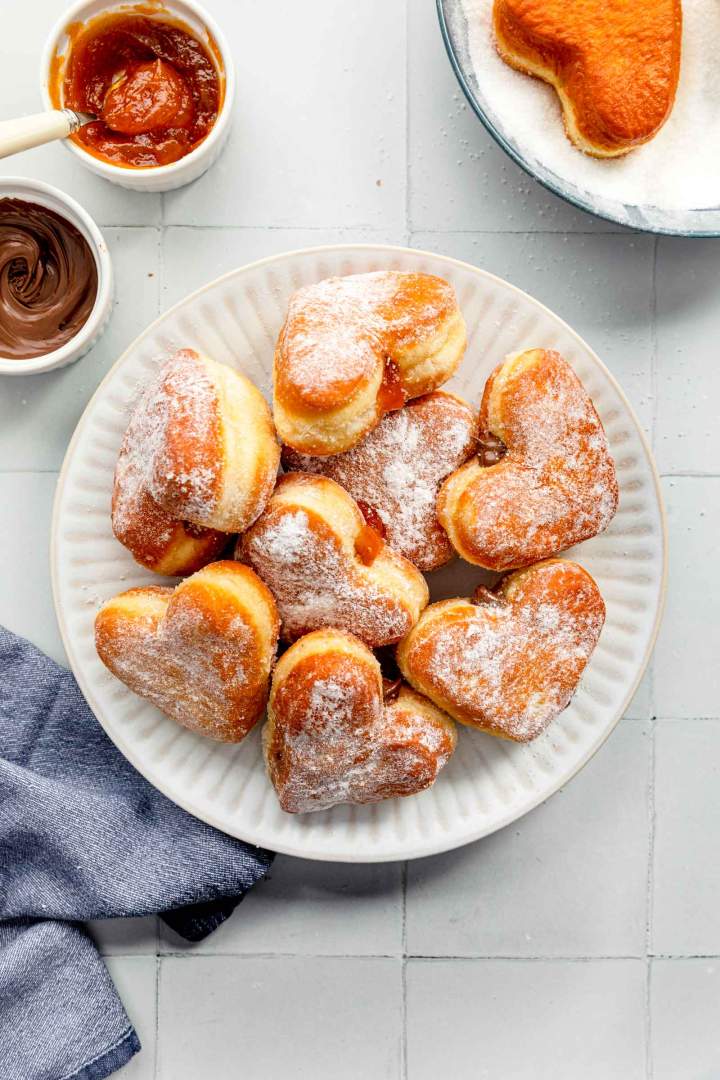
[{"x1": 0, "y1": 1, "x2": 717, "y2": 1077}]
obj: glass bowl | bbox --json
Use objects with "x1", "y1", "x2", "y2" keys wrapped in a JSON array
[{"x1": 437, "y1": 0, "x2": 720, "y2": 236}]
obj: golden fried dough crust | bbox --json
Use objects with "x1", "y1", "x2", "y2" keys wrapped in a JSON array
[
  {"x1": 397, "y1": 559, "x2": 605, "y2": 742},
  {"x1": 493, "y1": 0, "x2": 681, "y2": 157},
  {"x1": 95, "y1": 561, "x2": 279, "y2": 742},
  {"x1": 265, "y1": 628, "x2": 456, "y2": 812},
  {"x1": 237, "y1": 473, "x2": 429, "y2": 646},
  {"x1": 273, "y1": 272, "x2": 466, "y2": 455},
  {"x1": 283, "y1": 391, "x2": 477, "y2": 571},
  {"x1": 437, "y1": 349, "x2": 618, "y2": 571},
  {"x1": 112, "y1": 349, "x2": 280, "y2": 574}
]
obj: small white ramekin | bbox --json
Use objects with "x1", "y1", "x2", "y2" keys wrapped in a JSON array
[
  {"x1": 0, "y1": 177, "x2": 113, "y2": 376},
  {"x1": 40, "y1": 0, "x2": 235, "y2": 193}
]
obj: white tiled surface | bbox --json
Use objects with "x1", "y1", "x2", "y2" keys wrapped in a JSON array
[
  {"x1": 650, "y1": 960, "x2": 720, "y2": 1080},
  {"x1": 405, "y1": 724, "x2": 652, "y2": 959},
  {"x1": 104, "y1": 958, "x2": 158, "y2": 1080},
  {"x1": 1, "y1": 2, "x2": 717, "y2": 1078},
  {"x1": 158, "y1": 859, "x2": 403, "y2": 957},
  {"x1": 157, "y1": 956, "x2": 402, "y2": 1079},
  {"x1": 407, "y1": 959, "x2": 647, "y2": 1079}
]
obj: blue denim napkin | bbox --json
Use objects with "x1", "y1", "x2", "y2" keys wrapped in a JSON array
[{"x1": 0, "y1": 625, "x2": 274, "y2": 1080}]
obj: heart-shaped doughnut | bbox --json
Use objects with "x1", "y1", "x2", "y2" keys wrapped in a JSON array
[
  {"x1": 437, "y1": 349, "x2": 618, "y2": 571},
  {"x1": 264, "y1": 629, "x2": 457, "y2": 813},
  {"x1": 113, "y1": 349, "x2": 280, "y2": 572},
  {"x1": 112, "y1": 350, "x2": 232, "y2": 575},
  {"x1": 112, "y1": 478, "x2": 228, "y2": 577},
  {"x1": 397, "y1": 559, "x2": 605, "y2": 742},
  {"x1": 282, "y1": 391, "x2": 478, "y2": 571},
  {"x1": 95, "y1": 561, "x2": 279, "y2": 742},
  {"x1": 494, "y1": 0, "x2": 682, "y2": 157},
  {"x1": 273, "y1": 271, "x2": 467, "y2": 455},
  {"x1": 237, "y1": 473, "x2": 429, "y2": 646}
]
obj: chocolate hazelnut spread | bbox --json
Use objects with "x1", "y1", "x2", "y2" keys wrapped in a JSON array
[
  {"x1": 472, "y1": 585, "x2": 505, "y2": 607},
  {"x1": 477, "y1": 430, "x2": 507, "y2": 467},
  {"x1": 0, "y1": 198, "x2": 98, "y2": 360}
]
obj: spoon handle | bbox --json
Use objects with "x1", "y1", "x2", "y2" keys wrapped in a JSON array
[{"x1": 0, "y1": 110, "x2": 90, "y2": 160}]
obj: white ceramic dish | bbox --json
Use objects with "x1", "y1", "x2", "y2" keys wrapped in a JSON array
[
  {"x1": 40, "y1": 0, "x2": 234, "y2": 193},
  {"x1": 51, "y1": 245, "x2": 666, "y2": 862},
  {"x1": 439, "y1": 0, "x2": 720, "y2": 236},
  {"x1": 0, "y1": 177, "x2": 113, "y2": 376}
]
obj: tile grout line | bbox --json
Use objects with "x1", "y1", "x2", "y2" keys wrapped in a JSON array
[
  {"x1": 153, "y1": 952, "x2": 160, "y2": 1080},
  {"x1": 103, "y1": 223, "x2": 633, "y2": 235},
  {"x1": 102, "y1": 949, "x2": 720, "y2": 960},
  {"x1": 649, "y1": 236, "x2": 659, "y2": 729},
  {"x1": 658, "y1": 471, "x2": 720, "y2": 479},
  {"x1": 157, "y1": 217, "x2": 165, "y2": 320},
  {"x1": 648, "y1": 715, "x2": 720, "y2": 723},
  {"x1": 401, "y1": 859, "x2": 408, "y2": 1080},
  {"x1": 404, "y1": 0, "x2": 411, "y2": 248},
  {"x1": 645, "y1": 718, "x2": 658, "y2": 1079},
  {"x1": 649, "y1": 234, "x2": 659, "y2": 463},
  {"x1": 403, "y1": 954, "x2": 691, "y2": 962}
]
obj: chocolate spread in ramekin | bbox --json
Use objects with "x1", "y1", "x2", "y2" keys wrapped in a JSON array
[{"x1": 0, "y1": 198, "x2": 98, "y2": 360}]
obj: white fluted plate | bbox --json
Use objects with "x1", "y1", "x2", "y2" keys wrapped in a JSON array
[{"x1": 52, "y1": 245, "x2": 666, "y2": 862}]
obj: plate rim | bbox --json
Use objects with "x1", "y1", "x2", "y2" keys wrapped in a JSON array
[
  {"x1": 436, "y1": 0, "x2": 720, "y2": 238},
  {"x1": 51, "y1": 242, "x2": 668, "y2": 862}
]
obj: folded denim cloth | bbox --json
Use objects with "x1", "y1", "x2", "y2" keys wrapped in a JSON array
[{"x1": 0, "y1": 625, "x2": 274, "y2": 1080}]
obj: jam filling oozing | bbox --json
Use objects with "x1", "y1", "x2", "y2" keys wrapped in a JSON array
[
  {"x1": 377, "y1": 357, "x2": 407, "y2": 413},
  {"x1": 356, "y1": 499, "x2": 387, "y2": 538},
  {"x1": 354, "y1": 523, "x2": 385, "y2": 566}
]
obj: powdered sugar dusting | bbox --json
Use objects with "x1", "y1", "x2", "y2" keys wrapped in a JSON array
[
  {"x1": 276, "y1": 271, "x2": 455, "y2": 401},
  {"x1": 254, "y1": 509, "x2": 310, "y2": 561},
  {"x1": 283, "y1": 392, "x2": 477, "y2": 570},
  {"x1": 279, "y1": 276, "x2": 385, "y2": 397},
  {"x1": 240, "y1": 506, "x2": 418, "y2": 646},
  {"x1": 147, "y1": 352, "x2": 221, "y2": 523},
  {"x1": 442, "y1": 350, "x2": 618, "y2": 569},
  {"x1": 113, "y1": 350, "x2": 221, "y2": 545},
  {"x1": 96, "y1": 577, "x2": 276, "y2": 743},
  {"x1": 266, "y1": 645, "x2": 456, "y2": 812},
  {"x1": 404, "y1": 561, "x2": 605, "y2": 741}
]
